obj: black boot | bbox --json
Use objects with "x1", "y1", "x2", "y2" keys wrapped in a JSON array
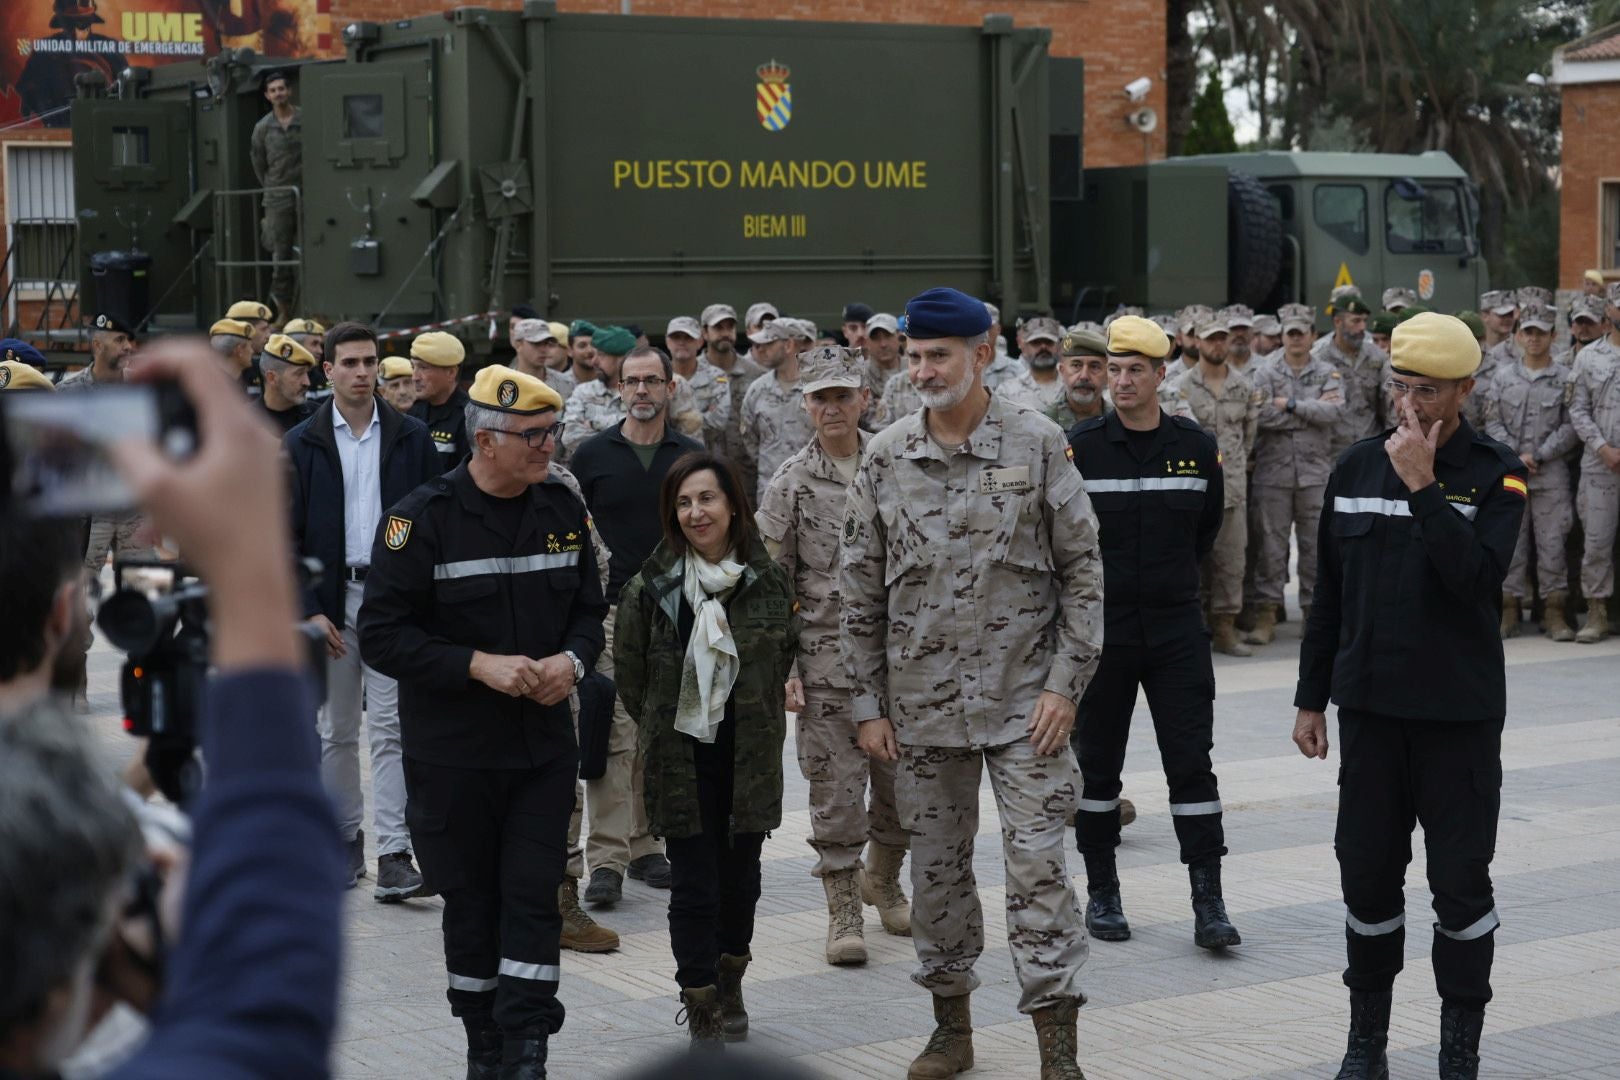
[
  {"x1": 1438, "y1": 1002, "x2": 1485, "y2": 1079},
  {"x1": 1333, "y1": 990, "x2": 1390, "y2": 1079},
  {"x1": 465, "y1": 1026, "x2": 501, "y2": 1080},
  {"x1": 1082, "y1": 853, "x2": 1130, "y2": 942},
  {"x1": 1189, "y1": 860, "x2": 1241, "y2": 949},
  {"x1": 499, "y1": 1036, "x2": 548, "y2": 1080}
]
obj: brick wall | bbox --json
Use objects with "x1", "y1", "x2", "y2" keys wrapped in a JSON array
[
  {"x1": 1559, "y1": 81, "x2": 1620, "y2": 290},
  {"x1": 331, "y1": 0, "x2": 1169, "y2": 168},
  {"x1": 0, "y1": 128, "x2": 76, "y2": 337}
]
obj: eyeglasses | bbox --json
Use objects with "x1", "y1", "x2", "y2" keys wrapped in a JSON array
[
  {"x1": 493, "y1": 423, "x2": 563, "y2": 448},
  {"x1": 1383, "y1": 378, "x2": 1442, "y2": 402},
  {"x1": 621, "y1": 376, "x2": 667, "y2": 389}
]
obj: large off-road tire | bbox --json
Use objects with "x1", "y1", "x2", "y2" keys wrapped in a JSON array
[{"x1": 1227, "y1": 168, "x2": 1282, "y2": 307}]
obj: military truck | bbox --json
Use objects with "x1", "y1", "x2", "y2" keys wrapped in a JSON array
[
  {"x1": 1055, "y1": 150, "x2": 1490, "y2": 327},
  {"x1": 50, "y1": 3, "x2": 1062, "y2": 351}
]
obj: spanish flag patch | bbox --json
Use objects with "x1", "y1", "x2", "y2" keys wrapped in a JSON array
[
  {"x1": 1064, "y1": 445, "x2": 1075, "y2": 461},
  {"x1": 1502, "y1": 475, "x2": 1528, "y2": 498}
]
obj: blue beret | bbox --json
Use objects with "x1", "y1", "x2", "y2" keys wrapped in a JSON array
[
  {"x1": 0, "y1": 338, "x2": 46, "y2": 367},
  {"x1": 904, "y1": 287, "x2": 992, "y2": 341}
]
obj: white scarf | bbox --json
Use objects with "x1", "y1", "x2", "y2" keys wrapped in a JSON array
[{"x1": 674, "y1": 550, "x2": 745, "y2": 744}]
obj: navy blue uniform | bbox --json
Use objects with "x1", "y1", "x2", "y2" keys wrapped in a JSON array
[
  {"x1": 359, "y1": 462, "x2": 607, "y2": 1040},
  {"x1": 410, "y1": 386, "x2": 473, "y2": 473},
  {"x1": 1297, "y1": 417, "x2": 1526, "y2": 1008},
  {"x1": 1066, "y1": 409, "x2": 1228, "y2": 867}
]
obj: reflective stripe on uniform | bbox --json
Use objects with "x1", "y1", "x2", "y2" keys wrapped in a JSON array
[
  {"x1": 1075, "y1": 797, "x2": 1121, "y2": 813},
  {"x1": 433, "y1": 551, "x2": 581, "y2": 580},
  {"x1": 1333, "y1": 495, "x2": 1479, "y2": 520},
  {"x1": 435, "y1": 441, "x2": 458, "y2": 452},
  {"x1": 448, "y1": 972, "x2": 499, "y2": 992},
  {"x1": 1435, "y1": 908, "x2": 1499, "y2": 941},
  {"x1": 1169, "y1": 800, "x2": 1222, "y2": 816},
  {"x1": 1085, "y1": 477, "x2": 1209, "y2": 494},
  {"x1": 499, "y1": 958, "x2": 561, "y2": 982},
  {"x1": 1345, "y1": 911, "x2": 1405, "y2": 937}
]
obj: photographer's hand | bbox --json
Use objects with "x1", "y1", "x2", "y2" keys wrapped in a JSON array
[{"x1": 111, "y1": 341, "x2": 300, "y2": 671}]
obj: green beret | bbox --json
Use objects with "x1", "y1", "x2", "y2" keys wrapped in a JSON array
[
  {"x1": 569, "y1": 319, "x2": 598, "y2": 340},
  {"x1": 591, "y1": 324, "x2": 636, "y2": 357},
  {"x1": 1395, "y1": 304, "x2": 1430, "y2": 323},
  {"x1": 1454, "y1": 310, "x2": 1486, "y2": 339},
  {"x1": 1371, "y1": 312, "x2": 1399, "y2": 336}
]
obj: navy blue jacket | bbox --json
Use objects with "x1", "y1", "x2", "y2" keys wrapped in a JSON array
[{"x1": 285, "y1": 399, "x2": 440, "y2": 627}]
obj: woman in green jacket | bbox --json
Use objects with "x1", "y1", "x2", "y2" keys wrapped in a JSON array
[{"x1": 612, "y1": 451, "x2": 798, "y2": 1047}]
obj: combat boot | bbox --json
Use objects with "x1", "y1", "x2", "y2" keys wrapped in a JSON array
[
  {"x1": 676, "y1": 985, "x2": 726, "y2": 1049},
  {"x1": 1576, "y1": 602, "x2": 1610, "y2": 644},
  {"x1": 1032, "y1": 998, "x2": 1087, "y2": 1080},
  {"x1": 1234, "y1": 603, "x2": 1259, "y2": 633},
  {"x1": 1189, "y1": 860, "x2": 1241, "y2": 949},
  {"x1": 558, "y1": 877, "x2": 619, "y2": 953},
  {"x1": 1543, "y1": 591, "x2": 1576, "y2": 642},
  {"x1": 907, "y1": 993, "x2": 973, "y2": 1079},
  {"x1": 1276, "y1": 602, "x2": 1289, "y2": 623},
  {"x1": 1081, "y1": 853, "x2": 1130, "y2": 942},
  {"x1": 1243, "y1": 605, "x2": 1277, "y2": 646},
  {"x1": 465, "y1": 1023, "x2": 501, "y2": 1080},
  {"x1": 822, "y1": 868, "x2": 867, "y2": 965},
  {"x1": 716, "y1": 952, "x2": 750, "y2": 1041},
  {"x1": 860, "y1": 841, "x2": 912, "y2": 936},
  {"x1": 1333, "y1": 990, "x2": 1391, "y2": 1079},
  {"x1": 498, "y1": 1036, "x2": 548, "y2": 1080},
  {"x1": 1211, "y1": 613, "x2": 1254, "y2": 656},
  {"x1": 1499, "y1": 593, "x2": 1520, "y2": 639},
  {"x1": 1437, "y1": 1002, "x2": 1485, "y2": 1079},
  {"x1": 1119, "y1": 797, "x2": 1137, "y2": 827}
]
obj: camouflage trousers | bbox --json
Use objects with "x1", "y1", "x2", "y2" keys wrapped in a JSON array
[
  {"x1": 1578, "y1": 468, "x2": 1620, "y2": 599},
  {"x1": 583, "y1": 604, "x2": 664, "y2": 874},
  {"x1": 83, "y1": 511, "x2": 150, "y2": 578},
  {"x1": 798, "y1": 686, "x2": 907, "y2": 877},
  {"x1": 1505, "y1": 479, "x2": 1573, "y2": 599},
  {"x1": 896, "y1": 738, "x2": 1088, "y2": 1014},
  {"x1": 1199, "y1": 499, "x2": 1247, "y2": 615},
  {"x1": 1250, "y1": 482, "x2": 1326, "y2": 608},
  {"x1": 259, "y1": 200, "x2": 298, "y2": 306}
]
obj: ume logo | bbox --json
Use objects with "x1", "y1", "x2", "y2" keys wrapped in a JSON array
[{"x1": 120, "y1": 12, "x2": 205, "y2": 43}]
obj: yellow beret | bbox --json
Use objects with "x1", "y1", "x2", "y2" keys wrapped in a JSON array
[
  {"x1": 282, "y1": 318, "x2": 326, "y2": 336},
  {"x1": 411, "y1": 330, "x2": 465, "y2": 367},
  {"x1": 1106, "y1": 314, "x2": 1171, "y2": 360},
  {"x1": 1586, "y1": 269, "x2": 1604, "y2": 285},
  {"x1": 1389, "y1": 312, "x2": 1480, "y2": 380},
  {"x1": 548, "y1": 321, "x2": 569, "y2": 344},
  {"x1": 0, "y1": 359, "x2": 54, "y2": 391},
  {"x1": 226, "y1": 300, "x2": 272, "y2": 322},
  {"x1": 380, "y1": 357, "x2": 414, "y2": 381},
  {"x1": 209, "y1": 318, "x2": 253, "y2": 339},
  {"x1": 469, "y1": 364, "x2": 562, "y2": 416},
  {"x1": 262, "y1": 333, "x2": 315, "y2": 367}
]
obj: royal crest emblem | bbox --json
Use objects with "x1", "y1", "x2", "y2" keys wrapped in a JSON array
[
  {"x1": 384, "y1": 515, "x2": 412, "y2": 551},
  {"x1": 498, "y1": 379, "x2": 519, "y2": 408},
  {"x1": 756, "y1": 60, "x2": 791, "y2": 132}
]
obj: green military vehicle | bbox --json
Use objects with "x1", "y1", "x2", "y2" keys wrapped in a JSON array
[{"x1": 1054, "y1": 150, "x2": 1490, "y2": 327}]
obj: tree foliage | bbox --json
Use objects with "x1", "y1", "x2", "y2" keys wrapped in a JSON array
[{"x1": 1184, "y1": 72, "x2": 1240, "y2": 155}]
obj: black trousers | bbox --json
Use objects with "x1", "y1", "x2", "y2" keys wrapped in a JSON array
[
  {"x1": 1336, "y1": 710, "x2": 1503, "y2": 1009},
  {"x1": 1072, "y1": 632, "x2": 1227, "y2": 868},
  {"x1": 664, "y1": 750, "x2": 765, "y2": 990},
  {"x1": 404, "y1": 751, "x2": 575, "y2": 1037}
]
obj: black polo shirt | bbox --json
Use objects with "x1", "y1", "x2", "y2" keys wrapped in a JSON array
[{"x1": 569, "y1": 420, "x2": 703, "y2": 604}]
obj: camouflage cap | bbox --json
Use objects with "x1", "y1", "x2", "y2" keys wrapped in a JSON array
[
  {"x1": 1381, "y1": 287, "x2": 1418, "y2": 311},
  {"x1": 1022, "y1": 316, "x2": 1063, "y2": 343},
  {"x1": 1480, "y1": 289, "x2": 1517, "y2": 315},
  {"x1": 1518, "y1": 302, "x2": 1555, "y2": 332},
  {"x1": 1252, "y1": 314, "x2": 1282, "y2": 336},
  {"x1": 748, "y1": 320, "x2": 791, "y2": 344},
  {"x1": 701, "y1": 303, "x2": 739, "y2": 327},
  {"x1": 1570, "y1": 295, "x2": 1606, "y2": 323},
  {"x1": 1219, "y1": 303, "x2": 1255, "y2": 328},
  {"x1": 745, "y1": 302, "x2": 778, "y2": 327},
  {"x1": 1608, "y1": 282, "x2": 1620, "y2": 308},
  {"x1": 1176, "y1": 304, "x2": 1215, "y2": 334},
  {"x1": 1516, "y1": 286, "x2": 1553, "y2": 309},
  {"x1": 781, "y1": 316, "x2": 818, "y2": 342},
  {"x1": 1195, "y1": 312, "x2": 1231, "y2": 339},
  {"x1": 512, "y1": 318, "x2": 555, "y2": 344},
  {"x1": 1278, "y1": 303, "x2": 1315, "y2": 332},
  {"x1": 799, "y1": 344, "x2": 864, "y2": 394},
  {"x1": 865, "y1": 312, "x2": 900, "y2": 335},
  {"x1": 665, "y1": 316, "x2": 703, "y2": 339},
  {"x1": 1147, "y1": 314, "x2": 1180, "y2": 335}
]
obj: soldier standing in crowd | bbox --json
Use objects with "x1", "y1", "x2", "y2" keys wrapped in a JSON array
[
  {"x1": 700, "y1": 303, "x2": 765, "y2": 492},
  {"x1": 1294, "y1": 313, "x2": 1526, "y2": 1080},
  {"x1": 409, "y1": 331, "x2": 472, "y2": 472},
  {"x1": 562, "y1": 325, "x2": 637, "y2": 456},
  {"x1": 360, "y1": 367, "x2": 606, "y2": 1080},
  {"x1": 1369, "y1": 311, "x2": 1398, "y2": 357},
  {"x1": 1247, "y1": 303, "x2": 1343, "y2": 645},
  {"x1": 758, "y1": 345, "x2": 911, "y2": 968},
  {"x1": 842, "y1": 302, "x2": 874, "y2": 351},
  {"x1": 1003, "y1": 316, "x2": 1067, "y2": 413},
  {"x1": 209, "y1": 317, "x2": 255, "y2": 374},
  {"x1": 226, "y1": 299, "x2": 275, "y2": 354},
  {"x1": 256, "y1": 333, "x2": 318, "y2": 434},
  {"x1": 512, "y1": 319, "x2": 573, "y2": 401},
  {"x1": 1564, "y1": 295, "x2": 1607, "y2": 362},
  {"x1": 980, "y1": 302, "x2": 1026, "y2": 392},
  {"x1": 1049, "y1": 327, "x2": 1109, "y2": 429},
  {"x1": 1175, "y1": 312, "x2": 1259, "y2": 656},
  {"x1": 1382, "y1": 287, "x2": 1417, "y2": 314},
  {"x1": 1253, "y1": 313, "x2": 1282, "y2": 361},
  {"x1": 1313, "y1": 288, "x2": 1387, "y2": 456},
  {"x1": 567, "y1": 321, "x2": 599, "y2": 386},
  {"x1": 1220, "y1": 304, "x2": 1257, "y2": 371},
  {"x1": 1068, "y1": 315, "x2": 1242, "y2": 951},
  {"x1": 740, "y1": 301, "x2": 779, "y2": 364},
  {"x1": 284, "y1": 317, "x2": 331, "y2": 402},
  {"x1": 1568, "y1": 283, "x2": 1620, "y2": 643},
  {"x1": 878, "y1": 363, "x2": 925, "y2": 430},
  {"x1": 62, "y1": 313, "x2": 148, "y2": 582},
  {"x1": 666, "y1": 314, "x2": 732, "y2": 447},
  {"x1": 841, "y1": 287, "x2": 1102, "y2": 1080},
  {"x1": 249, "y1": 70, "x2": 302, "y2": 320},
  {"x1": 1484, "y1": 302, "x2": 1579, "y2": 642},
  {"x1": 378, "y1": 356, "x2": 417, "y2": 413},
  {"x1": 860, "y1": 312, "x2": 904, "y2": 401},
  {"x1": 740, "y1": 318, "x2": 816, "y2": 504}
]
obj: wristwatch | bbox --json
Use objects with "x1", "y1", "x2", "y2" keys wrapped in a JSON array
[{"x1": 563, "y1": 650, "x2": 584, "y2": 685}]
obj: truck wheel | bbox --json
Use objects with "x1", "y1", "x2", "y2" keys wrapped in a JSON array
[{"x1": 1227, "y1": 169, "x2": 1281, "y2": 308}]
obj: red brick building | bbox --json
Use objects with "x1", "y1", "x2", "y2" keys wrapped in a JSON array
[{"x1": 1553, "y1": 22, "x2": 1620, "y2": 290}]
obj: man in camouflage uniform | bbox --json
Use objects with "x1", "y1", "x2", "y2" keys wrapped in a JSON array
[
  {"x1": 1568, "y1": 283, "x2": 1620, "y2": 643},
  {"x1": 757, "y1": 345, "x2": 911, "y2": 967},
  {"x1": 1564, "y1": 295, "x2": 1607, "y2": 363},
  {"x1": 249, "y1": 70, "x2": 302, "y2": 317},
  {"x1": 841, "y1": 287, "x2": 1102, "y2": 1080},
  {"x1": 860, "y1": 312, "x2": 904, "y2": 400},
  {"x1": 1247, "y1": 303, "x2": 1343, "y2": 644},
  {"x1": 63, "y1": 312, "x2": 149, "y2": 581},
  {"x1": 1220, "y1": 304, "x2": 1257, "y2": 372},
  {"x1": 665, "y1": 315, "x2": 730, "y2": 446},
  {"x1": 1175, "y1": 312, "x2": 1259, "y2": 655},
  {"x1": 877, "y1": 366, "x2": 925, "y2": 430},
  {"x1": 1001, "y1": 316, "x2": 1067, "y2": 413},
  {"x1": 1382, "y1": 286, "x2": 1417, "y2": 314},
  {"x1": 1484, "y1": 302, "x2": 1580, "y2": 641},
  {"x1": 1312, "y1": 288, "x2": 1388, "y2": 456},
  {"x1": 1476, "y1": 290, "x2": 1522, "y2": 424},
  {"x1": 980, "y1": 302, "x2": 1026, "y2": 393},
  {"x1": 701, "y1": 303, "x2": 764, "y2": 493},
  {"x1": 740, "y1": 318, "x2": 816, "y2": 503},
  {"x1": 1049, "y1": 327, "x2": 1109, "y2": 430},
  {"x1": 1253, "y1": 313, "x2": 1282, "y2": 362},
  {"x1": 1158, "y1": 305, "x2": 1210, "y2": 411}
]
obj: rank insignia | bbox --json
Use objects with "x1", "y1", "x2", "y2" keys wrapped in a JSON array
[
  {"x1": 843, "y1": 513, "x2": 858, "y2": 544},
  {"x1": 384, "y1": 516, "x2": 412, "y2": 550}
]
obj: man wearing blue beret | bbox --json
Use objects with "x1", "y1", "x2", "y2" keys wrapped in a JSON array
[{"x1": 840, "y1": 286, "x2": 1104, "y2": 1079}]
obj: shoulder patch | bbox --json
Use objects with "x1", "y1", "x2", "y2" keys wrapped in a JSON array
[
  {"x1": 384, "y1": 516, "x2": 413, "y2": 550},
  {"x1": 1502, "y1": 474, "x2": 1527, "y2": 498},
  {"x1": 1330, "y1": 371, "x2": 1342, "y2": 379}
]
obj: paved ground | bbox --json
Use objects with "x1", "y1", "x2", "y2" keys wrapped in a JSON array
[{"x1": 81, "y1": 597, "x2": 1620, "y2": 1079}]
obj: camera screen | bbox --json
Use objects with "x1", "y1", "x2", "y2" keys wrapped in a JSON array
[{"x1": 3, "y1": 386, "x2": 194, "y2": 517}]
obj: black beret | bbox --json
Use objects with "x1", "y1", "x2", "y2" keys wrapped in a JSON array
[
  {"x1": 842, "y1": 302, "x2": 874, "y2": 324},
  {"x1": 510, "y1": 303, "x2": 539, "y2": 320},
  {"x1": 903, "y1": 288, "x2": 992, "y2": 341},
  {"x1": 90, "y1": 312, "x2": 134, "y2": 336}
]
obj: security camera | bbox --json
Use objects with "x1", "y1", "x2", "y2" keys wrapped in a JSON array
[{"x1": 1124, "y1": 77, "x2": 1153, "y2": 103}]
